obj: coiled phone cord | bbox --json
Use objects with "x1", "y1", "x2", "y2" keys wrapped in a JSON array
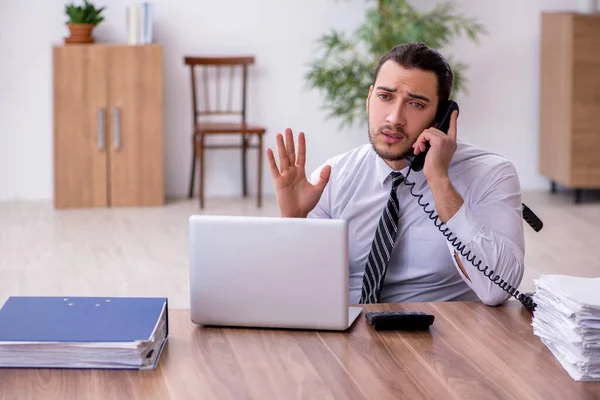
[{"x1": 402, "y1": 169, "x2": 541, "y2": 312}]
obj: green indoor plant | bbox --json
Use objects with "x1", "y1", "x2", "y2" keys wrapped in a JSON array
[
  {"x1": 64, "y1": 0, "x2": 106, "y2": 44},
  {"x1": 305, "y1": 0, "x2": 488, "y2": 128}
]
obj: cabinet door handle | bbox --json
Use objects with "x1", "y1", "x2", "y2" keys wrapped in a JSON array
[
  {"x1": 113, "y1": 107, "x2": 121, "y2": 150},
  {"x1": 97, "y1": 107, "x2": 105, "y2": 150}
]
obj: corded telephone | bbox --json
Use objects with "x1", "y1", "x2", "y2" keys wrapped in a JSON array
[
  {"x1": 404, "y1": 99, "x2": 460, "y2": 172},
  {"x1": 402, "y1": 99, "x2": 542, "y2": 313}
]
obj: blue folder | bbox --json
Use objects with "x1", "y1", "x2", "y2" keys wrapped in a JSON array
[{"x1": 0, "y1": 296, "x2": 169, "y2": 369}]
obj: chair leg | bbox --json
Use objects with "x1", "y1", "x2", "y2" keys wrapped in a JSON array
[
  {"x1": 257, "y1": 134, "x2": 263, "y2": 208},
  {"x1": 188, "y1": 133, "x2": 197, "y2": 199},
  {"x1": 198, "y1": 135, "x2": 205, "y2": 209},
  {"x1": 242, "y1": 135, "x2": 248, "y2": 197}
]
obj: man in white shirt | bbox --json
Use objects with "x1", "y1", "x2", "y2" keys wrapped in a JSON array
[{"x1": 266, "y1": 42, "x2": 524, "y2": 306}]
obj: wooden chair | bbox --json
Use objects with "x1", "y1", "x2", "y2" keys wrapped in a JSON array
[{"x1": 184, "y1": 56, "x2": 266, "y2": 208}]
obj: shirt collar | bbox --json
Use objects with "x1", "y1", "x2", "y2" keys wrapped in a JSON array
[{"x1": 372, "y1": 147, "x2": 412, "y2": 187}]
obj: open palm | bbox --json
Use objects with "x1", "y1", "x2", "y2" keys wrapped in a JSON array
[{"x1": 266, "y1": 128, "x2": 331, "y2": 218}]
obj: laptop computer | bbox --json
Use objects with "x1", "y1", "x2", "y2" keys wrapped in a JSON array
[{"x1": 188, "y1": 215, "x2": 362, "y2": 331}]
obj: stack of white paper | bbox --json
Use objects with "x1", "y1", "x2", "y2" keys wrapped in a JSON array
[{"x1": 532, "y1": 274, "x2": 600, "y2": 381}]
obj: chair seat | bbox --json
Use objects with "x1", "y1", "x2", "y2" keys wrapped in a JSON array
[{"x1": 195, "y1": 122, "x2": 266, "y2": 135}]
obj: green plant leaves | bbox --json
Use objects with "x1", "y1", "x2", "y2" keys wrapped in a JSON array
[
  {"x1": 65, "y1": 0, "x2": 106, "y2": 25},
  {"x1": 305, "y1": 0, "x2": 487, "y2": 128}
]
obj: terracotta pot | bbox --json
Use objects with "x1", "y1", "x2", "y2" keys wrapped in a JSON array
[{"x1": 65, "y1": 23, "x2": 95, "y2": 44}]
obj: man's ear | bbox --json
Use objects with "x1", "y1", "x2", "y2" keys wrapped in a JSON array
[{"x1": 366, "y1": 85, "x2": 373, "y2": 112}]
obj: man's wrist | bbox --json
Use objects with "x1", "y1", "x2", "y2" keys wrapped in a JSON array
[
  {"x1": 427, "y1": 174, "x2": 452, "y2": 192},
  {"x1": 428, "y1": 175, "x2": 464, "y2": 223},
  {"x1": 280, "y1": 209, "x2": 308, "y2": 218}
]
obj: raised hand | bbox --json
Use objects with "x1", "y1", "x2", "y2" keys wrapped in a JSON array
[{"x1": 266, "y1": 128, "x2": 331, "y2": 218}]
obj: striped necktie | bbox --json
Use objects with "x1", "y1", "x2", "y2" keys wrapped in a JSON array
[{"x1": 359, "y1": 171, "x2": 404, "y2": 304}]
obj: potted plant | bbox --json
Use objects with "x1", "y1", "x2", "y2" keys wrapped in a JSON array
[
  {"x1": 305, "y1": 0, "x2": 488, "y2": 128},
  {"x1": 64, "y1": 0, "x2": 106, "y2": 44}
]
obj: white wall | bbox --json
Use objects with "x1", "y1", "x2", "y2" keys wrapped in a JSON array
[{"x1": 0, "y1": 0, "x2": 578, "y2": 201}]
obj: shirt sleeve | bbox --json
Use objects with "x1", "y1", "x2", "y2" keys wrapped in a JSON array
[
  {"x1": 443, "y1": 161, "x2": 525, "y2": 306},
  {"x1": 307, "y1": 163, "x2": 332, "y2": 219}
]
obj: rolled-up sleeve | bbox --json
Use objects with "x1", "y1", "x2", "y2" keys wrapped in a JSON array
[{"x1": 443, "y1": 161, "x2": 525, "y2": 306}]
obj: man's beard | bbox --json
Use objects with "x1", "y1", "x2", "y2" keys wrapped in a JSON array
[{"x1": 368, "y1": 123, "x2": 413, "y2": 162}]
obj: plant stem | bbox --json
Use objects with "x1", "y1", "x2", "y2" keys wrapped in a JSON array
[{"x1": 378, "y1": 0, "x2": 385, "y2": 28}]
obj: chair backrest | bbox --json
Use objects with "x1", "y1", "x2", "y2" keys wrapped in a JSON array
[{"x1": 183, "y1": 56, "x2": 255, "y2": 126}]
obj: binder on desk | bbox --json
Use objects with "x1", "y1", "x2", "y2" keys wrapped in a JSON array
[{"x1": 0, "y1": 296, "x2": 168, "y2": 370}]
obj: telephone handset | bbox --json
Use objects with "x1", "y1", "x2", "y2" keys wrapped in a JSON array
[
  {"x1": 405, "y1": 99, "x2": 459, "y2": 172},
  {"x1": 400, "y1": 99, "x2": 542, "y2": 312}
]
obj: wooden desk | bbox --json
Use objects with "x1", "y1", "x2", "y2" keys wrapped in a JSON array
[{"x1": 1, "y1": 301, "x2": 599, "y2": 399}]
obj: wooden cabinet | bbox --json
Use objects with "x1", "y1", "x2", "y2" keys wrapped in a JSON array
[
  {"x1": 53, "y1": 44, "x2": 164, "y2": 208},
  {"x1": 539, "y1": 12, "x2": 600, "y2": 202}
]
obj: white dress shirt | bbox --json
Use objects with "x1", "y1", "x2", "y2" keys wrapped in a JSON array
[{"x1": 307, "y1": 139, "x2": 525, "y2": 306}]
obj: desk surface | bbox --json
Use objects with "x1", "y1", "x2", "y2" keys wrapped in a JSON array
[{"x1": 1, "y1": 301, "x2": 599, "y2": 399}]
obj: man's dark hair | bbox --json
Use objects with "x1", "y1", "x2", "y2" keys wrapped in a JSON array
[{"x1": 373, "y1": 42, "x2": 453, "y2": 102}]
